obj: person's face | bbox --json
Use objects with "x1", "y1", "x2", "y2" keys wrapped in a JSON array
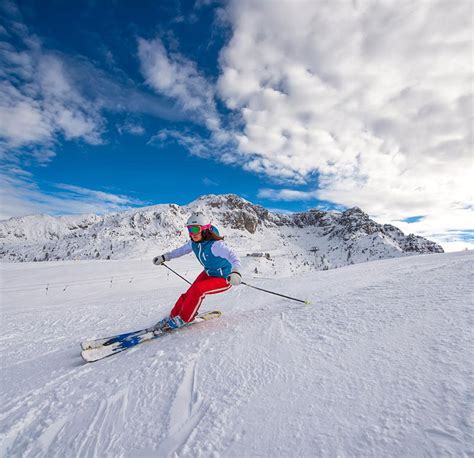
[{"x1": 190, "y1": 231, "x2": 203, "y2": 242}]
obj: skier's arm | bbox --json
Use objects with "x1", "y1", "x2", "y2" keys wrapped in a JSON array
[
  {"x1": 164, "y1": 241, "x2": 193, "y2": 261},
  {"x1": 211, "y1": 241, "x2": 242, "y2": 272}
]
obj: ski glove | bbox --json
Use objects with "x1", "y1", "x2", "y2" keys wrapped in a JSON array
[
  {"x1": 227, "y1": 271, "x2": 242, "y2": 286},
  {"x1": 153, "y1": 254, "x2": 167, "y2": 265}
]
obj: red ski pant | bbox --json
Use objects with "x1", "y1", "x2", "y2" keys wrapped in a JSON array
[{"x1": 170, "y1": 271, "x2": 231, "y2": 322}]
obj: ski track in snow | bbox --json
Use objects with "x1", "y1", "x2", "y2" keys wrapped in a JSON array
[{"x1": 0, "y1": 251, "x2": 473, "y2": 457}]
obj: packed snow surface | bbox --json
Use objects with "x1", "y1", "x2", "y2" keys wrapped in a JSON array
[{"x1": 0, "y1": 251, "x2": 472, "y2": 457}]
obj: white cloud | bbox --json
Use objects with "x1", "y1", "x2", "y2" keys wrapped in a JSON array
[
  {"x1": 138, "y1": 37, "x2": 222, "y2": 133},
  {"x1": 389, "y1": 207, "x2": 474, "y2": 251},
  {"x1": 215, "y1": 0, "x2": 473, "y2": 245},
  {"x1": 0, "y1": 98, "x2": 52, "y2": 146},
  {"x1": 53, "y1": 183, "x2": 145, "y2": 206},
  {"x1": 0, "y1": 18, "x2": 181, "y2": 165},
  {"x1": 439, "y1": 241, "x2": 473, "y2": 253},
  {"x1": 148, "y1": 128, "x2": 237, "y2": 164},
  {"x1": 0, "y1": 34, "x2": 105, "y2": 157},
  {"x1": 31, "y1": 149, "x2": 56, "y2": 165},
  {"x1": 258, "y1": 188, "x2": 319, "y2": 202},
  {"x1": 0, "y1": 169, "x2": 146, "y2": 220},
  {"x1": 117, "y1": 121, "x2": 145, "y2": 136},
  {"x1": 203, "y1": 177, "x2": 218, "y2": 187}
]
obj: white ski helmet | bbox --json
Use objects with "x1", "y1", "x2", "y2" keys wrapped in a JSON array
[{"x1": 186, "y1": 213, "x2": 210, "y2": 227}]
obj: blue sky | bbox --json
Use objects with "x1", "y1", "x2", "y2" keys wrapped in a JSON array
[
  {"x1": 1, "y1": 0, "x2": 472, "y2": 250},
  {"x1": 0, "y1": 0, "x2": 336, "y2": 214}
]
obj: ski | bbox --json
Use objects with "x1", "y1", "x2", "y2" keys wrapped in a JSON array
[
  {"x1": 81, "y1": 311, "x2": 222, "y2": 350},
  {"x1": 81, "y1": 328, "x2": 149, "y2": 351},
  {"x1": 80, "y1": 310, "x2": 221, "y2": 363}
]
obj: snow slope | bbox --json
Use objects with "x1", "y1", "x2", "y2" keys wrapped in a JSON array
[{"x1": 0, "y1": 251, "x2": 472, "y2": 457}]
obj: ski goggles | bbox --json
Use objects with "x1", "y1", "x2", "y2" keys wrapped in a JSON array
[{"x1": 187, "y1": 224, "x2": 211, "y2": 235}]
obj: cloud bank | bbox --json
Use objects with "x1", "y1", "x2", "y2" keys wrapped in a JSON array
[
  {"x1": 0, "y1": 36, "x2": 105, "y2": 159},
  {"x1": 219, "y1": 0, "x2": 472, "y2": 209},
  {"x1": 2, "y1": 0, "x2": 472, "y2": 250},
  {"x1": 141, "y1": 0, "x2": 472, "y2": 248}
]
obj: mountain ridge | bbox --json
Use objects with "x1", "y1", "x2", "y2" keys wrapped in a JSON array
[{"x1": 0, "y1": 194, "x2": 443, "y2": 275}]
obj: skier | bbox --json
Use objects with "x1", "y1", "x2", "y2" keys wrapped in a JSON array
[{"x1": 152, "y1": 213, "x2": 242, "y2": 330}]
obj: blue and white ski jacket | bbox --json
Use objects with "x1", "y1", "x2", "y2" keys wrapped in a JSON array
[{"x1": 164, "y1": 239, "x2": 241, "y2": 279}]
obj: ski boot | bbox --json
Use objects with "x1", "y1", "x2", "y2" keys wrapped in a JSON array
[{"x1": 153, "y1": 315, "x2": 186, "y2": 333}]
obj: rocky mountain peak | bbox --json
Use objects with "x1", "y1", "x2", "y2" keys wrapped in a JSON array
[
  {"x1": 195, "y1": 194, "x2": 272, "y2": 234},
  {"x1": 0, "y1": 194, "x2": 444, "y2": 271},
  {"x1": 336, "y1": 206, "x2": 379, "y2": 238}
]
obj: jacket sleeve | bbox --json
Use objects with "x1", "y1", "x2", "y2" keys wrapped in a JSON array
[
  {"x1": 164, "y1": 241, "x2": 192, "y2": 260},
  {"x1": 211, "y1": 241, "x2": 242, "y2": 272}
]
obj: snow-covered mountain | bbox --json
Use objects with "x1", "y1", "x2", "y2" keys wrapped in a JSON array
[{"x1": 0, "y1": 194, "x2": 443, "y2": 275}]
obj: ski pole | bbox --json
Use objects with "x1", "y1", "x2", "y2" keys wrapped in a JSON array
[
  {"x1": 162, "y1": 263, "x2": 192, "y2": 285},
  {"x1": 161, "y1": 263, "x2": 311, "y2": 305},
  {"x1": 241, "y1": 281, "x2": 311, "y2": 305}
]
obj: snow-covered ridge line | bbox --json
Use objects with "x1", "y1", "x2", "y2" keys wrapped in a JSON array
[{"x1": 0, "y1": 194, "x2": 443, "y2": 274}]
